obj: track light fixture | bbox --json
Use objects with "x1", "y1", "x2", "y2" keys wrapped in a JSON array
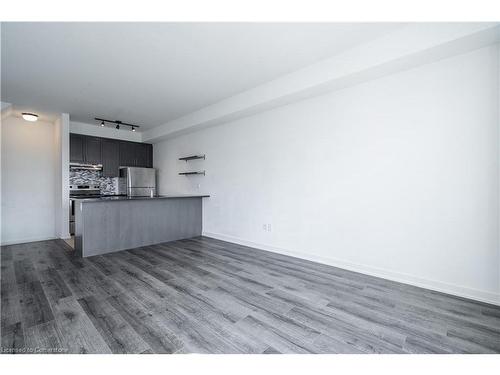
[{"x1": 95, "y1": 117, "x2": 140, "y2": 132}]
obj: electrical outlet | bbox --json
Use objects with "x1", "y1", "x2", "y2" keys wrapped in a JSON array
[
  {"x1": 268, "y1": 224, "x2": 272, "y2": 232},
  {"x1": 262, "y1": 224, "x2": 267, "y2": 231}
]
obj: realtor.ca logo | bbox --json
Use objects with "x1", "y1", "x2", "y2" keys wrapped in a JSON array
[{"x1": 1, "y1": 346, "x2": 69, "y2": 354}]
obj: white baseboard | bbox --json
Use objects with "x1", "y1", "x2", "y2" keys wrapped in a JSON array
[
  {"x1": 0, "y1": 236, "x2": 57, "y2": 246},
  {"x1": 202, "y1": 231, "x2": 500, "y2": 306}
]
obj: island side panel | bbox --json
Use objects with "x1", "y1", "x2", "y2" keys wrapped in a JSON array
[
  {"x1": 78, "y1": 197, "x2": 202, "y2": 257},
  {"x1": 74, "y1": 200, "x2": 84, "y2": 257}
]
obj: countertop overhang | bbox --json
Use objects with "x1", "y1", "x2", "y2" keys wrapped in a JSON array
[{"x1": 75, "y1": 194, "x2": 210, "y2": 203}]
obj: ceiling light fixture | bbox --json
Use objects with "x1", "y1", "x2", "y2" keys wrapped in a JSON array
[
  {"x1": 22, "y1": 113, "x2": 38, "y2": 122},
  {"x1": 94, "y1": 117, "x2": 140, "y2": 132}
]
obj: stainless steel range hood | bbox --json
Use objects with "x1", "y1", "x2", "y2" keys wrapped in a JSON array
[{"x1": 69, "y1": 162, "x2": 103, "y2": 171}]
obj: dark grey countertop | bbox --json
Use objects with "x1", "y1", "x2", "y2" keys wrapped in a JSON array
[{"x1": 76, "y1": 194, "x2": 210, "y2": 203}]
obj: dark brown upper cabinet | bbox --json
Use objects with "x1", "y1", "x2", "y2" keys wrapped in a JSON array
[
  {"x1": 70, "y1": 133, "x2": 153, "y2": 175},
  {"x1": 85, "y1": 136, "x2": 102, "y2": 164},
  {"x1": 70, "y1": 134, "x2": 85, "y2": 163},
  {"x1": 135, "y1": 143, "x2": 152, "y2": 167},
  {"x1": 119, "y1": 141, "x2": 137, "y2": 167},
  {"x1": 119, "y1": 141, "x2": 153, "y2": 168},
  {"x1": 70, "y1": 133, "x2": 101, "y2": 164},
  {"x1": 101, "y1": 139, "x2": 120, "y2": 177}
]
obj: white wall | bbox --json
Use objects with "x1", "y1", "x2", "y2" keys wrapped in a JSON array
[
  {"x1": 0, "y1": 102, "x2": 11, "y2": 111},
  {"x1": 1, "y1": 115, "x2": 58, "y2": 244},
  {"x1": 154, "y1": 45, "x2": 500, "y2": 304},
  {"x1": 70, "y1": 121, "x2": 142, "y2": 142}
]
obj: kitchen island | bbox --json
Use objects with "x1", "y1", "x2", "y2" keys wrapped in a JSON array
[{"x1": 74, "y1": 194, "x2": 209, "y2": 257}]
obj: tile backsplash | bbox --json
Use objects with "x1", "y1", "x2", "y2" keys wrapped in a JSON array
[{"x1": 69, "y1": 170, "x2": 118, "y2": 195}]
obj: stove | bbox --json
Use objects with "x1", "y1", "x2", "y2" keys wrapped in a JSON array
[
  {"x1": 69, "y1": 185, "x2": 101, "y2": 234},
  {"x1": 69, "y1": 184, "x2": 101, "y2": 199}
]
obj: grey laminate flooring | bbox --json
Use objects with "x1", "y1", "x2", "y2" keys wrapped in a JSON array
[{"x1": 1, "y1": 237, "x2": 499, "y2": 354}]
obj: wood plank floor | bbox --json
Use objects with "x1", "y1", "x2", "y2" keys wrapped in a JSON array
[{"x1": 1, "y1": 236, "x2": 499, "y2": 354}]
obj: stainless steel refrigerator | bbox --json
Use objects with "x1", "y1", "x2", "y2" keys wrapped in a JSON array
[{"x1": 119, "y1": 167, "x2": 156, "y2": 197}]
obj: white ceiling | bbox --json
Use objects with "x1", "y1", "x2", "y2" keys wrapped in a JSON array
[{"x1": 1, "y1": 22, "x2": 404, "y2": 130}]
